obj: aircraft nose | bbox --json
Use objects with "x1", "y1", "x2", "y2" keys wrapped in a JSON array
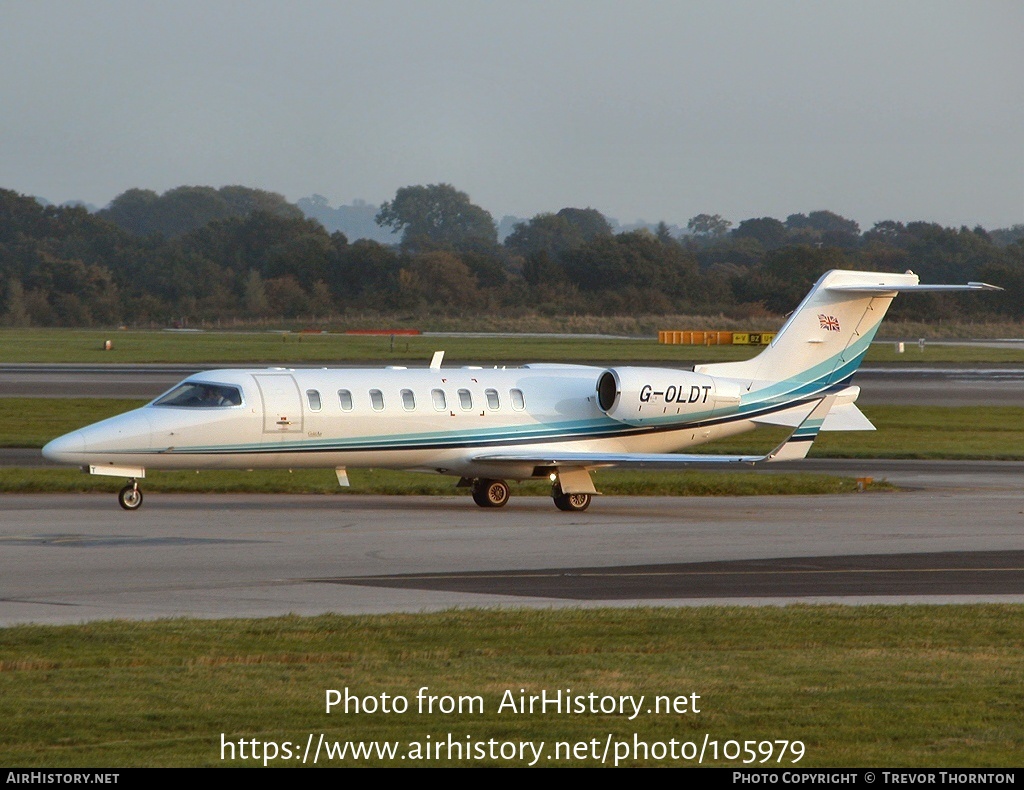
[{"x1": 42, "y1": 430, "x2": 87, "y2": 465}]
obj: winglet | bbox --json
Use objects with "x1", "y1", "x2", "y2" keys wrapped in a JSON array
[{"x1": 764, "y1": 394, "x2": 837, "y2": 462}]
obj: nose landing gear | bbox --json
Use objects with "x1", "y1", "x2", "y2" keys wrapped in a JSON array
[{"x1": 118, "y1": 479, "x2": 143, "y2": 511}]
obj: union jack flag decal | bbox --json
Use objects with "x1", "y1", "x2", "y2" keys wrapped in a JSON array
[{"x1": 818, "y1": 314, "x2": 841, "y2": 332}]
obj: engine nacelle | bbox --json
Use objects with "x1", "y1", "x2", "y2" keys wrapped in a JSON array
[{"x1": 596, "y1": 367, "x2": 741, "y2": 425}]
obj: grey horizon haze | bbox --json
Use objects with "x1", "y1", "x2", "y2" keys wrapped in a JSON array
[{"x1": 1, "y1": 0, "x2": 1021, "y2": 230}]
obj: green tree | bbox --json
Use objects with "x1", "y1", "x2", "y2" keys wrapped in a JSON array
[
  {"x1": 505, "y1": 213, "x2": 582, "y2": 258},
  {"x1": 977, "y1": 246, "x2": 1024, "y2": 319},
  {"x1": 522, "y1": 250, "x2": 568, "y2": 287},
  {"x1": 687, "y1": 213, "x2": 732, "y2": 238},
  {"x1": 3, "y1": 278, "x2": 30, "y2": 326},
  {"x1": 265, "y1": 275, "x2": 309, "y2": 318},
  {"x1": 243, "y1": 270, "x2": 269, "y2": 317},
  {"x1": 327, "y1": 239, "x2": 401, "y2": 308},
  {"x1": 98, "y1": 189, "x2": 161, "y2": 236},
  {"x1": 864, "y1": 220, "x2": 906, "y2": 243},
  {"x1": 785, "y1": 211, "x2": 861, "y2": 248},
  {"x1": 308, "y1": 280, "x2": 335, "y2": 318},
  {"x1": 376, "y1": 184, "x2": 497, "y2": 253},
  {"x1": 561, "y1": 231, "x2": 698, "y2": 301},
  {"x1": 785, "y1": 210, "x2": 859, "y2": 236},
  {"x1": 990, "y1": 224, "x2": 1024, "y2": 248},
  {"x1": 183, "y1": 211, "x2": 332, "y2": 286},
  {"x1": 734, "y1": 246, "x2": 850, "y2": 314},
  {"x1": 555, "y1": 207, "x2": 613, "y2": 241},
  {"x1": 397, "y1": 252, "x2": 481, "y2": 311},
  {"x1": 100, "y1": 186, "x2": 302, "y2": 238},
  {"x1": 461, "y1": 251, "x2": 509, "y2": 288},
  {"x1": 732, "y1": 217, "x2": 788, "y2": 250}
]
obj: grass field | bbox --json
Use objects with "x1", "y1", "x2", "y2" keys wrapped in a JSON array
[
  {"x1": 2, "y1": 328, "x2": 744, "y2": 365},
  {"x1": 1, "y1": 606, "x2": 1021, "y2": 767},
  {"x1": 3, "y1": 328, "x2": 1024, "y2": 364}
]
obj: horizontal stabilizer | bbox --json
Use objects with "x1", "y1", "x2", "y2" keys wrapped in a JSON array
[
  {"x1": 753, "y1": 402, "x2": 875, "y2": 431},
  {"x1": 827, "y1": 281, "x2": 1001, "y2": 293}
]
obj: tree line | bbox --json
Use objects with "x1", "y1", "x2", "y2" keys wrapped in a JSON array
[{"x1": 2, "y1": 184, "x2": 1022, "y2": 327}]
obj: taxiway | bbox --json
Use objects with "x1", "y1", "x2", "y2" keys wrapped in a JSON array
[
  {"x1": 2, "y1": 481, "x2": 1022, "y2": 626},
  {"x1": 2, "y1": 361, "x2": 1021, "y2": 625}
]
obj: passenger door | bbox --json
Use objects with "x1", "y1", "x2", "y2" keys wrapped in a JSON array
[{"x1": 253, "y1": 374, "x2": 304, "y2": 435}]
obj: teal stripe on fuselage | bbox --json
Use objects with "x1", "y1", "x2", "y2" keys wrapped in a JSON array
[
  {"x1": 735, "y1": 333, "x2": 873, "y2": 416},
  {"x1": 157, "y1": 416, "x2": 623, "y2": 455}
]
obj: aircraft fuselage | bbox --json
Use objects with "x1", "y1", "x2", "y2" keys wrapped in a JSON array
[{"x1": 43, "y1": 364, "x2": 756, "y2": 480}]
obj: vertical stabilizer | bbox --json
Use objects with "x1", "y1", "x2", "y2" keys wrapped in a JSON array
[{"x1": 695, "y1": 270, "x2": 918, "y2": 396}]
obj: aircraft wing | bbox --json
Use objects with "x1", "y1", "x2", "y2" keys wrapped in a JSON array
[
  {"x1": 475, "y1": 395, "x2": 837, "y2": 469},
  {"x1": 474, "y1": 450, "x2": 772, "y2": 469}
]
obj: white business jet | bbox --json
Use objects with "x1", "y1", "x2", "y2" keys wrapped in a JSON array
[{"x1": 42, "y1": 269, "x2": 997, "y2": 511}]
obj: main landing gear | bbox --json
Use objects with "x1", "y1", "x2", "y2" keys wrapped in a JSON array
[
  {"x1": 118, "y1": 479, "x2": 143, "y2": 511},
  {"x1": 552, "y1": 484, "x2": 591, "y2": 512},
  {"x1": 468, "y1": 478, "x2": 592, "y2": 512},
  {"x1": 471, "y1": 478, "x2": 510, "y2": 508}
]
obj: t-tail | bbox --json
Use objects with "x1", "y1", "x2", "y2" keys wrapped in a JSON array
[{"x1": 695, "y1": 269, "x2": 999, "y2": 407}]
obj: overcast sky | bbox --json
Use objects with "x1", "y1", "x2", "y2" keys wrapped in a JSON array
[{"x1": 1, "y1": 1, "x2": 1021, "y2": 229}]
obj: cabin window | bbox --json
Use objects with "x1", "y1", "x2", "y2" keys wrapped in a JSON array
[
  {"x1": 153, "y1": 382, "x2": 242, "y2": 408},
  {"x1": 370, "y1": 389, "x2": 385, "y2": 411},
  {"x1": 401, "y1": 389, "x2": 416, "y2": 411},
  {"x1": 306, "y1": 389, "x2": 322, "y2": 411},
  {"x1": 485, "y1": 388, "x2": 500, "y2": 410},
  {"x1": 338, "y1": 389, "x2": 353, "y2": 411},
  {"x1": 431, "y1": 389, "x2": 447, "y2": 411},
  {"x1": 458, "y1": 389, "x2": 473, "y2": 410},
  {"x1": 510, "y1": 389, "x2": 526, "y2": 410}
]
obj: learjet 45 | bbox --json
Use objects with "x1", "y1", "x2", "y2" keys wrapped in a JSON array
[{"x1": 42, "y1": 269, "x2": 998, "y2": 511}]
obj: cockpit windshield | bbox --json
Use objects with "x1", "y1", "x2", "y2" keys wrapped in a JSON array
[{"x1": 152, "y1": 382, "x2": 243, "y2": 408}]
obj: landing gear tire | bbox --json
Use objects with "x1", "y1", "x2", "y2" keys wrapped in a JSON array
[
  {"x1": 552, "y1": 486, "x2": 591, "y2": 512},
  {"x1": 472, "y1": 479, "x2": 510, "y2": 508},
  {"x1": 118, "y1": 482, "x2": 143, "y2": 511}
]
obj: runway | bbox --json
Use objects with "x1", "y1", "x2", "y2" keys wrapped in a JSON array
[{"x1": 2, "y1": 481, "x2": 1023, "y2": 626}]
